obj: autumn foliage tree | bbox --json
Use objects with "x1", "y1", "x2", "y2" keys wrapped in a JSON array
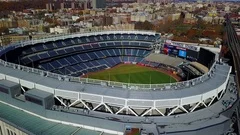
[
  {"x1": 0, "y1": 0, "x2": 51, "y2": 12},
  {"x1": 135, "y1": 21, "x2": 154, "y2": 31}
]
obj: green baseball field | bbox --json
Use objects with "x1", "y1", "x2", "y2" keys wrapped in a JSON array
[{"x1": 86, "y1": 64, "x2": 177, "y2": 84}]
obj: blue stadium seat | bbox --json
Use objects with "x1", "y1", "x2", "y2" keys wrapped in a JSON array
[
  {"x1": 97, "y1": 59, "x2": 106, "y2": 65},
  {"x1": 122, "y1": 42, "x2": 129, "y2": 46},
  {"x1": 114, "y1": 42, "x2": 121, "y2": 46},
  {"x1": 50, "y1": 61, "x2": 62, "y2": 68},
  {"x1": 56, "y1": 49, "x2": 67, "y2": 55},
  {"x1": 106, "y1": 42, "x2": 114, "y2": 46},
  {"x1": 112, "y1": 57, "x2": 121, "y2": 64},
  {"x1": 101, "y1": 50, "x2": 111, "y2": 57},
  {"x1": 148, "y1": 35, "x2": 155, "y2": 41},
  {"x1": 44, "y1": 43, "x2": 55, "y2": 49},
  {"x1": 88, "y1": 36, "x2": 95, "y2": 42},
  {"x1": 129, "y1": 34, "x2": 136, "y2": 39},
  {"x1": 121, "y1": 34, "x2": 128, "y2": 39},
  {"x1": 130, "y1": 42, "x2": 139, "y2": 46},
  {"x1": 88, "y1": 52, "x2": 98, "y2": 59},
  {"x1": 82, "y1": 44, "x2": 92, "y2": 50},
  {"x1": 135, "y1": 57, "x2": 143, "y2": 63},
  {"x1": 115, "y1": 34, "x2": 121, "y2": 39},
  {"x1": 58, "y1": 68, "x2": 71, "y2": 75},
  {"x1": 137, "y1": 35, "x2": 145, "y2": 40},
  {"x1": 40, "y1": 63, "x2": 54, "y2": 71},
  {"x1": 29, "y1": 55, "x2": 41, "y2": 62},
  {"x1": 100, "y1": 35, "x2": 108, "y2": 41},
  {"x1": 65, "y1": 57, "x2": 77, "y2": 64},
  {"x1": 78, "y1": 37, "x2": 87, "y2": 43},
  {"x1": 137, "y1": 50, "x2": 144, "y2": 56},
  {"x1": 85, "y1": 62, "x2": 94, "y2": 67},
  {"x1": 126, "y1": 49, "x2": 131, "y2": 56},
  {"x1": 24, "y1": 48, "x2": 34, "y2": 55},
  {"x1": 91, "y1": 43, "x2": 100, "y2": 48},
  {"x1": 57, "y1": 59, "x2": 69, "y2": 66},
  {"x1": 122, "y1": 56, "x2": 128, "y2": 62},
  {"x1": 94, "y1": 51, "x2": 104, "y2": 58},
  {"x1": 39, "y1": 53, "x2": 49, "y2": 59},
  {"x1": 79, "y1": 53, "x2": 90, "y2": 61},
  {"x1": 140, "y1": 42, "x2": 151, "y2": 47},
  {"x1": 65, "y1": 47, "x2": 75, "y2": 53},
  {"x1": 33, "y1": 45, "x2": 45, "y2": 51},
  {"x1": 74, "y1": 46, "x2": 84, "y2": 51},
  {"x1": 48, "y1": 50, "x2": 58, "y2": 57},
  {"x1": 63, "y1": 39, "x2": 73, "y2": 46},
  {"x1": 129, "y1": 57, "x2": 135, "y2": 62},
  {"x1": 114, "y1": 49, "x2": 121, "y2": 55},
  {"x1": 53, "y1": 41, "x2": 64, "y2": 47},
  {"x1": 71, "y1": 55, "x2": 82, "y2": 62},
  {"x1": 90, "y1": 61, "x2": 100, "y2": 66},
  {"x1": 99, "y1": 43, "x2": 107, "y2": 48},
  {"x1": 32, "y1": 33, "x2": 156, "y2": 76},
  {"x1": 72, "y1": 65, "x2": 82, "y2": 70},
  {"x1": 131, "y1": 49, "x2": 137, "y2": 55},
  {"x1": 71, "y1": 38, "x2": 80, "y2": 44},
  {"x1": 108, "y1": 34, "x2": 114, "y2": 40},
  {"x1": 107, "y1": 49, "x2": 116, "y2": 56},
  {"x1": 21, "y1": 57, "x2": 32, "y2": 64}
]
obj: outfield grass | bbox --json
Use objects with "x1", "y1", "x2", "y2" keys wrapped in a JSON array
[{"x1": 86, "y1": 64, "x2": 177, "y2": 84}]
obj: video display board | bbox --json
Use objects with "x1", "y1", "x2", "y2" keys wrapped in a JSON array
[
  {"x1": 163, "y1": 44, "x2": 187, "y2": 57},
  {"x1": 163, "y1": 44, "x2": 179, "y2": 56},
  {"x1": 178, "y1": 50, "x2": 187, "y2": 58}
]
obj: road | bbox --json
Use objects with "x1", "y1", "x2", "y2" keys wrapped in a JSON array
[{"x1": 225, "y1": 15, "x2": 240, "y2": 135}]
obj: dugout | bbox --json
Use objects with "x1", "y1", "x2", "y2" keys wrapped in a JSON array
[{"x1": 25, "y1": 89, "x2": 54, "y2": 109}]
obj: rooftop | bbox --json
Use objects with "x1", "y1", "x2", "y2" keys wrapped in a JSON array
[
  {"x1": 25, "y1": 88, "x2": 53, "y2": 98},
  {"x1": 0, "y1": 101, "x2": 109, "y2": 135}
]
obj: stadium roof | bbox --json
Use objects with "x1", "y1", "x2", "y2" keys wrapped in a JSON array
[
  {"x1": 0, "y1": 102, "x2": 106, "y2": 135},
  {"x1": 25, "y1": 88, "x2": 53, "y2": 98},
  {"x1": 0, "y1": 79, "x2": 19, "y2": 88}
]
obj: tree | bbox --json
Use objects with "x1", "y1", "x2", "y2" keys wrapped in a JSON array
[
  {"x1": 135, "y1": 21, "x2": 154, "y2": 31},
  {"x1": 0, "y1": 27, "x2": 9, "y2": 35}
]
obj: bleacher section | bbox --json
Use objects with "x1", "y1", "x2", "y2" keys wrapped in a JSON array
[
  {"x1": 178, "y1": 63, "x2": 204, "y2": 80},
  {"x1": 14, "y1": 33, "x2": 158, "y2": 77},
  {"x1": 190, "y1": 62, "x2": 209, "y2": 74},
  {"x1": 38, "y1": 48, "x2": 149, "y2": 77},
  {"x1": 144, "y1": 53, "x2": 185, "y2": 67},
  {"x1": 21, "y1": 41, "x2": 153, "y2": 65},
  {"x1": 20, "y1": 33, "x2": 156, "y2": 57}
]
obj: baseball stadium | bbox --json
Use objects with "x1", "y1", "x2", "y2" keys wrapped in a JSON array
[{"x1": 0, "y1": 30, "x2": 238, "y2": 135}]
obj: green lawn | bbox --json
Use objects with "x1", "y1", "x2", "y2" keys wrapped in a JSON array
[{"x1": 86, "y1": 64, "x2": 177, "y2": 84}]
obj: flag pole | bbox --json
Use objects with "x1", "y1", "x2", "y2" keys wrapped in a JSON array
[
  {"x1": 87, "y1": 73, "x2": 88, "y2": 83},
  {"x1": 150, "y1": 72, "x2": 152, "y2": 89},
  {"x1": 108, "y1": 72, "x2": 110, "y2": 84},
  {"x1": 128, "y1": 73, "x2": 130, "y2": 88}
]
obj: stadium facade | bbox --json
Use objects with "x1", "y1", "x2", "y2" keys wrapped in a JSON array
[{"x1": 0, "y1": 30, "x2": 238, "y2": 135}]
